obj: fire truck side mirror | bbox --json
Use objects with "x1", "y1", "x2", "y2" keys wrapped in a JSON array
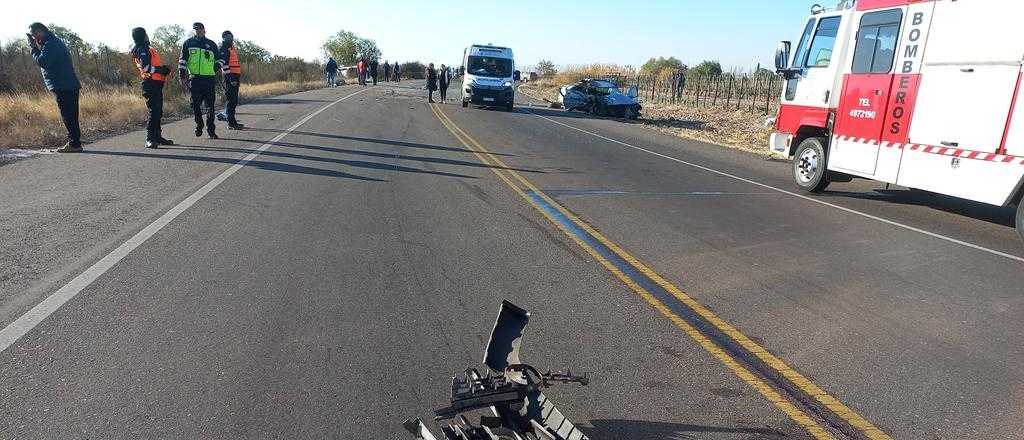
[{"x1": 775, "y1": 41, "x2": 792, "y2": 72}]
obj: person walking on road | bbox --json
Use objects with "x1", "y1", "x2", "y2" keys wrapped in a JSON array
[
  {"x1": 357, "y1": 58, "x2": 366, "y2": 85},
  {"x1": 28, "y1": 22, "x2": 82, "y2": 152},
  {"x1": 393, "y1": 62, "x2": 401, "y2": 82},
  {"x1": 369, "y1": 59, "x2": 379, "y2": 86},
  {"x1": 325, "y1": 57, "x2": 338, "y2": 87},
  {"x1": 179, "y1": 22, "x2": 222, "y2": 139},
  {"x1": 383, "y1": 60, "x2": 391, "y2": 82},
  {"x1": 131, "y1": 27, "x2": 174, "y2": 149},
  {"x1": 218, "y1": 30, "x2": 244, "y2": 130},
  {"x1": 426, "y1": 62, "x2": 438, "y2": 103},
  {"x1": 438, "y1": 64, "x2": 451, "y2": 103}
]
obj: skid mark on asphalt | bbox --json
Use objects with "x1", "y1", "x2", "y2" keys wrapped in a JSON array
[
  {"x1": 543, "y1": 189, "x2": 775, "y2": 199},
  {"x1": 430, "y1": 103, "x2": 894, "y2": 440}
]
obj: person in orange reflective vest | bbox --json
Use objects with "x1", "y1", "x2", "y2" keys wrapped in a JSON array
[
  {"x1": 131, "y1": 27, "x2": 174, "y2": 149},
  {"x1": 218, "y1": 30, "x2": 244, "y2": 129}
]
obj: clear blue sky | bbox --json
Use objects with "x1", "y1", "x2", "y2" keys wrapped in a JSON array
[{"x1": 4, "y1": 0, "x2": 820, "y2": 70}]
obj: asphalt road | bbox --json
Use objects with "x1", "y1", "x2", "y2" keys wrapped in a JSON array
[{"x1": 1, "y1": 80, "x2": 1021, "y2": 439}]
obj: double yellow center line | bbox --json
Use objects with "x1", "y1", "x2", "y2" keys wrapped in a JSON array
[{"x1": 429, "y1": 103, "x2": 890, "y2": 440}]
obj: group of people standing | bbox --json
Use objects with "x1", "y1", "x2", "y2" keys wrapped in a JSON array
[
  {"x1": 323, "y1": 58, "x2": 404, "y2": 88},
  {"x1": 26, "y1": 21, "x2": 245, "y2": 152},
  {"x1": 425, "y1": 63, "x2": 453, "y2": 103}
]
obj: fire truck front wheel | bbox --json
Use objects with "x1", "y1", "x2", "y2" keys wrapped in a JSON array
[{"x1": 793, "y1": 137, "x2": 831, "y2": 193}]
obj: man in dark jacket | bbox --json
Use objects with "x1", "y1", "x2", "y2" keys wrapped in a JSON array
[
  {"x1": 131, "y1": 27, "x2": 174, "y2": 149},
  {"x1": 393, "y1": 62, "x2": 401, "y2": 82},
  {"x1": 218, "y1": 30, "x2": 244, "y2": 130},
  {"x1": 178, "y1": 22, "x2": 222, "y2": 139},
  {"x1": 28, "y1": 22, "x2": 82, "y2": 152},
  {"x1": 382, "y1": 61, "x2": 391, "y2": 82},
  {"x1": 369, "y1": 59, "x2": 378, "y2": 86},
  {"x1": 325, "y1": 57, "x2": 338, "y2": 87}
]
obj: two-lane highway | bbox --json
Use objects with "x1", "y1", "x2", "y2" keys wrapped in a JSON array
[{"x1": 1, "y1": 81, "x2": 1020, "y2": 439}]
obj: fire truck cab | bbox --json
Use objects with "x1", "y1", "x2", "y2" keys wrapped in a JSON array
[{"x1": 770, "y1": 0, "x2": 1024, "y2": 241}]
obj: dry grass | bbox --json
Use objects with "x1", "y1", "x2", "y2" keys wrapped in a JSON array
[
  {"x1": 0, "y1": 80, "x2": 329, "y2": 149},
  {"x1": 519, "y1": 82, "x2": 773, "y2": 155}
]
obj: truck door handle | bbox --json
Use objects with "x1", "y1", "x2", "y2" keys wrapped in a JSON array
[
  {"x1": 874, "y1": 90, "x2": 882, "y2": 96},
  {"x1": 941, "y1": 141, "x2": 959, "y2": 147},
  {"x1": 960, "y1": 68, "x2": 975, "y2": 73}
]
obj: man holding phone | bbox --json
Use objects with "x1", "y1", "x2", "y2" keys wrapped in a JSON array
[
  {"x1": 27, "y1": 22, "x2": 82, "y2": 153},
  {"x1": 218, "y1": 30, "x2": 244, "y2": 130},
  {"x1": 178, "y1": 22, "x2": 222, "y2": 139}
]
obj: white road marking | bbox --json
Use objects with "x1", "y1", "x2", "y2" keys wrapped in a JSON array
[
  {"x1": 527, "y1": 111, "x2": 1024, "y2": 264},
  {"x1": 0, "y1": 87, "x2": 371, "y2": 354}
]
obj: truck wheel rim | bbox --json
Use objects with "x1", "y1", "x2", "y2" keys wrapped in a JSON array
[{"x1": 797, "y1": 147, "x2": 820, "y2": 184}]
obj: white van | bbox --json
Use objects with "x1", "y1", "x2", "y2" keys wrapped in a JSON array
[{"x1": 462, "y1": 45, "x2": 516, "y2": 111}]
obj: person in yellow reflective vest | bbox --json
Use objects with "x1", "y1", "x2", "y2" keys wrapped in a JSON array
[
  {"x1": 178, "y1": 22, "x2": 223, "y2": 139},
  {"x1": 131, "y1": 27, "x2": 174, "y2": 149},
  {"x1": 218, "y1": 30, "x2": 244, "y2": 130}
]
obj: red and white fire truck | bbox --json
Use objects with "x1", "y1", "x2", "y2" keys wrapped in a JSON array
[{"x1": 770, "y1": 0, "x2": 1024, "y2": 240}]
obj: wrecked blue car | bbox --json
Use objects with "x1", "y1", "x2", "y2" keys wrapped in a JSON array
[{"x1": 558, "y1": 79, "x2": 642, "y2": 119}]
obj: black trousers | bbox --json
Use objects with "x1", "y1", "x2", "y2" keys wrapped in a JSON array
[
  {"x1": 384, "y1": 70, "x2": 390, "y2": 82},
  {"x1": 189, "y1": 77, "x2": 216, "y2": 133},
  {"x1": 223, "y1": 74, "x2": 240, "y2": 125},
  {"x1": 142, "y1": 80, "x2": 164, "y2": 142},
  {"x1": 371, "y1": 72, "x2": 377, "y2": 85},
  {"x1": 53, "y1": 89, "x2": 81, "y2": 146},
  {"x1": 439, "y1": 83, "x2": 448, "y2": 101}
]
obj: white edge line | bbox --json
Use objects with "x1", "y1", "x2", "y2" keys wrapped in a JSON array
[
  {"x1": 526, "y1": 110, "x2": 1024, "y2": 264},
  {"x1": 0, "y1": 87, "x2": 372, "y2": 354}
]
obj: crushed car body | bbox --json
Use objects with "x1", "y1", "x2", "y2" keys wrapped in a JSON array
[{"x1": 558, "y1": 79, "x2": 641, "y2": 119}]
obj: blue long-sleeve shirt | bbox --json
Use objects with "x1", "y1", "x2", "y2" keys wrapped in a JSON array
[{"x1": 31, "y1": 34, "x2": 81, "y2": 92}]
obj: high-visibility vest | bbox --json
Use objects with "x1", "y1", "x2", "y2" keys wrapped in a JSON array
[
  {"x1": 186, "y1": 47, "x2": 217, "y2": 76},
  {"x1": 134, "y1": 46, "x2": 168, "y2": 82},
  {"x1": 226, "y1": 46, "x2": 241, "y2": 75}
]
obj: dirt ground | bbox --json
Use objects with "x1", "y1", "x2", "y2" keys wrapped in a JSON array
[{"x1": 519, "y1": 83, "x2": 776, "y2": 156}]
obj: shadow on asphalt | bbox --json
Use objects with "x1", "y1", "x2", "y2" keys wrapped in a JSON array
[
  {"x1": 824, "y1": 189, "x2": 1017, "y2": 227},
  {"x1": 80, "y1": 149, "x2": 387, "y2": 181},
  {"x1": 245, "y1": 128, "x2": 516, "y2": 157},
  {"x1": 582, "y1": 419, "x2": 787, "y2": 440},
  {"x1": 249, "y1": 98, "x2": 335, "y2": 105},
  {"x1": 89, "y1": 138, "x2": 486, "y2": 180}
]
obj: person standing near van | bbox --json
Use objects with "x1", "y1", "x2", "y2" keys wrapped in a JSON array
[
  {"x1": 393, "y1": 62, "x2": 401, "y2": 82},
  {"x1": 131, "y1": 27, "x2": 174, "y2": 149},
  {"x1": 438, "y1": 64, "x2": 451, "y2": 103},
  {"x1": 383, "y1": 60, "x2": 391, "y2": 82},
  {"x1": 179, "y1": 22, "x2": 222, "y2": 139},
  {"x1": 219, "y1": 30, "x2": 244, "y2": 130},
  {"x1": 369, "y1": 59, "x2": 378, "y2": 86},
  {"x1": 426, "y1": 63, "x2": 438, "y2": 103},
  {"x1": 27, "y1": 22, "x2": 82, "y2": 152}
]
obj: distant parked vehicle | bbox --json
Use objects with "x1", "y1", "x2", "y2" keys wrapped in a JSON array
[{"x1": 559, "y1": 79, "x2": 641, "y2": 119}]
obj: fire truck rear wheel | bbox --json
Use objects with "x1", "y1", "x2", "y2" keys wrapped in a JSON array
[
  {"x1": 793, "y1": 137, "x2": 831, "y2": 193},
  {"x1": 1016, "y1": 202, "x2": 1024, "y2": 243}
]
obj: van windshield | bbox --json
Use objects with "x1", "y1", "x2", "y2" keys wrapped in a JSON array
[{"x1": 467, "y1": 56, "x2": 513, "y2": 78}]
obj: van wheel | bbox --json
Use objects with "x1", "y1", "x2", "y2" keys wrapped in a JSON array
[
  {"x1": 793, "y1": 137, "x2": 831, "y2": 193},
  {"x1": 1016, "y1": 202, "x2": 1024, "y2": 243},
  {"x1": 462, "y1": 100, "x2": 468, "y2": 108},
  {"x1": 506, "y1": 101, "x2": 515, "y2": 111}
]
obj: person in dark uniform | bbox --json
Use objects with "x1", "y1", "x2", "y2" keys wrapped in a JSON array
[
  {"x1": 369, "y1": 59, "x2": 378, "y2": 86},
  {"x1": 438, "y1": 64, "x2": 451, "y2": 103},
  {"x1": 383, "y1": 61, "x2": 391, "y2": 82},
  {"x1": 393, "y1": 62, "x2": 401, "y2": 82},
  {"x1": 179, "y1": 22, "x2": 222, "y2": 139},
  {"x1": 28, "y1": 22, "x2": 82, "y2": 152},
  {"x1": 426, "y1": 62, "x2": 438, "y2": 103},
  {"x1": 219, "y1": 30, "x2": 244, "y2": 130},
  {"x1": 130, "y1": 27, "x2": 174, "y2": 149}
]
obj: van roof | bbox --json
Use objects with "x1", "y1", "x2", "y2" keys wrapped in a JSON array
[{"x1": 467, "y1": 45, "x2": 514, "y2": 58}]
